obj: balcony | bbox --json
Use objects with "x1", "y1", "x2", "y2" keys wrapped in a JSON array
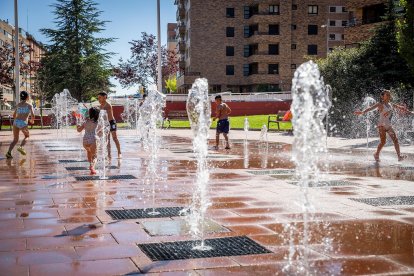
[
  {"x1": 177, "y1": 22, "x2": 186, "y2": 35},
  {"x1": 246, "y1": 72, "x2": 281, "y2": 84},
  {"x1": 178, "y1": 42, "x2": 186, "y2": 52},
  {"x1": 177, "y1": 72, "x2": 201, "y2": 87},
  {"x1": 179, "y1": 59, "x2": 186, "y2": 69},
  {"x1": 246, "y1": 32, "x2": 280, "y2": 43},
  {"x1": 176, "y1": 6, "x2": 185, "y2": 21},
  {"x1": 246, "y1": 52, "x2": 277, "y2": 63},
  {"x1": 174, "y1": 0, "x2": 184, "y2": 6}
]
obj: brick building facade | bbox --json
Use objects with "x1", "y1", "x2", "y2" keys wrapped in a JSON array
[
  {"x1": 174, "y1": 0, "x2": 347, "y2": 93},
  {"x1": 0, "y1": 19, "x2": 44, "y2": 107}
]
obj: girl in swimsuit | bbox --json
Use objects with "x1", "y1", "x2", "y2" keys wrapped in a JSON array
[
  {"x1": 355, "y1": 89, "x2": 409, "y2": 162},
  {"x1": 77, "y1": 107, "x2": 99, "y2": 175},
  {"x1": 6, "y1": 91, "x2": 35, "y2": 159}
]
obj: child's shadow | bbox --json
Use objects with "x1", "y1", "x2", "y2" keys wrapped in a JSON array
[{"x1": 55, "y1": 221, "x2": 119, "y2": 237}]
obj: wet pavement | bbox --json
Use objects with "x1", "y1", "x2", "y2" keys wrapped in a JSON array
[{"x1": 1, "y1": 129, "x2": 414, "y2": 275}]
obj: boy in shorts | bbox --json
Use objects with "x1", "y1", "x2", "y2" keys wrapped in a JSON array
[
  {"x1": 213, "y1": 95, "x2": 231, "y2": 150},
  {"x1": 98, "y1": 92, "x2": 122, "y2": 158}
]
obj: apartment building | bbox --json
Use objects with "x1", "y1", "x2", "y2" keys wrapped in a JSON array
[
  {"x1": 344, "y1": 0, "x2": 388, "y2": 46},
  {"x1": 174, "y1": 0, "x2": 348, "y2": 93},
  {"x1": 167, "y1": 23, "x2": 178, "y2": 53},
  {"x1": 0, "y1": 19, "x2": 44, "y2": 106}
]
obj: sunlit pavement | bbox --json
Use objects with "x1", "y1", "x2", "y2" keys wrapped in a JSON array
[{"x1": 1, "y1": 128, "x2": 414, "y2": 275}]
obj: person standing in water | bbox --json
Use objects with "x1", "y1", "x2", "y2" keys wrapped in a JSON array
[
  {"x1": 5, "y1": 91, "x2": 35, "y2": 158},
  {"x1": 97, "y1": 92, "x2": 122, "y2": 158},
  {"x1": 77, "y1": 107, "x2": 100, "y2": 175},
  {"x1": 355, "y1": 89, "x2": 409, "y2": 162},
  {"x1": 212, "y1": 95, "x2": 231, "y2": 150}
]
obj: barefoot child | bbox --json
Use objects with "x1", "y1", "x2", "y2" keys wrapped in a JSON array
[
  {"x1": 212, "y1": 95, "x2": 231, "y2": 150},
  {"x1": 77, "y1": 107, "x2": 99, "y2": 174},
  {"x1": 355, "y1": 89, "x2": 409, "y2": 162},
  {"x1": 6, "y1": 91, "x2": 35, "y2": 158}
]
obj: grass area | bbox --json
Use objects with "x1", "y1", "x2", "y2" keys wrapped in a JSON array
[
  {"x1": 166, "y1": 115, "x2": 292, "y2": 130},
  {"x1": 0, "y1": 115, "x2": 292, "y2": 131}
]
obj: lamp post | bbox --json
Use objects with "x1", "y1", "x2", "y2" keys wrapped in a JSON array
[
  {"x1": 14, "y1": 0, "x2": 20, "y2": 106},
  {"x1": 156, "y1": 0, "x2": 162, "y2": 93},
  {"x1": 321, "y1": 19, "x2": 329, "y2": 57}
]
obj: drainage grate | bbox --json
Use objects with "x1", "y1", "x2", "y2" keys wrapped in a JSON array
[
  {"x1": 74, "y1": 175, "x2": 136, "y2": 181},
  {"x1": 247, "y1": 169, "x2": 295, "y2": 175},
  {"x1": 49, "y1": 149, "x2": 79, "y2": 152},
  {"x1": 59, "y1": 160, "x2": 87, "y2": 163},
  {"x1": 288, "y1": 180, "x2": 358, "y2": 187},
  {"x1": 138, "y1": 236, "x2": 271, "y2": 261},
  {"x1": 350, "y1": 196, "x2": 414, "y2": 206},
  {"x1": 66, "y1": 166, "x2": 117, "y2": 171},
  {"x1": 105, "y1": 207, "x2": 184, "y2": 220}
]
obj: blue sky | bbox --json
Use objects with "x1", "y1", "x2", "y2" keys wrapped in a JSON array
[{"x1": 0, "y1": 0, "x2": 176, "y2": 95}]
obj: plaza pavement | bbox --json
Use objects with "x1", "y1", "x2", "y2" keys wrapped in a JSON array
[{"x1": 0, "y1": 128, "x2": 414, "y2": 275}]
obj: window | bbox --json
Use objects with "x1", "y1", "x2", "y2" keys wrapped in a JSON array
[
  {"x1": 243, "y1": 6, "x2": 250, "y2": 18},
  {"x1": 269, "y1": 44, "x2": 279, "y2": 55},
  {"x1": 269, "y1": 24, "x2": 279, "y2": 35},
  {"x1": 307, "y1": 45, "x2": 318, "y2": 55},
  {"x1": 268, "y1": 64, "x2": 279, "y2": 74},
  {"x1": 329, "y1": 34, "x2": 336, "y2": 40},
  {"x1": 226, "y1": 46, "x2": 234, "y2": 56},
  {"x1": 342, "y1": 20, "x2": 348, "y2": 27},
  {"x1": 291, "y1": 24, "x2": 297, "y2": 30},
  {"x1": 226, "y1": 8, "x2": 235, "y2": 18},
  {"x1": 291, "y1": 44, "x2": 297, "y2": 49},
  {"x1": 292, "y1": 4, "x2": 298, "y2": 10},
  {"x1": 329, "y1": 6, "x2": 336, "y2": 13},
  {"x1": 291, "y1": 64, "x2": 297, "y2": 69},
  {"x1": 308, "y1": 5, "x2": 318, "y2": 14},
  {"x1": 226, "y1": 65, "x2": 234, "y2": 75},
  {"x1": 269, "y1": 5, "x2": 279, "y2": 14},
  {"x1": 243, "y1": 26, "x2": 250, "y2": 37},
  {"x1": 330, "y1": 20, "x2": 336, "y2": 26},
  {"x1": 308, "y1": 25, "x2": 318, "y2": 35},
  {"x1": 243, "y1": 45, "x2": 250, "y2": 57},
  {"x1": 342, "y1": 7, "x2": 347, "y2": 13},
  {"x1": 243, "y1": 64, "x2": 250, "y2": 76},
  {"x1": 226, "y1": 27, "x2": 235, "y2": 37}
]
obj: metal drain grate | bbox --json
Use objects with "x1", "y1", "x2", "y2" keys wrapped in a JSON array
[
  {"x1": 66, "y1": 166, "x2": 117, "y2": 171},
  {"x1": 138, "y1": 236, "x2": 271, "y2": 261},
  {"x1": 59, "y1": 160, "x2": 87, "y2": 163},
  {"x1": 247, "y1": 169, "x2": 295, "y2": 175},
  {"x1": 74, "y1": 175, "x2": 136, "y2": 181},
  {"x1": 105, "y1": 207, "x2": 184, "y2": 220},
  {"x1": 288, "y1": 180, "x2": 358, "y2": 187},
  {"x1": 350, "y1": 196, "x2": 414, "y2": 206},
  {"x1": 49, "y1": 149, "x2": 79, "y2": 152}
]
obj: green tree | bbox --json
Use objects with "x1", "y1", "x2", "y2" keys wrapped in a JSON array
[
  {"x1": 396, "y1": 0, "x2": 414, "y2": 74},
  {"x1": 38, "y1": 0, "x2": 114, "y2": 101},
  {"x1": 165, "y1": 76, "x2": 177, "y2": 93}
]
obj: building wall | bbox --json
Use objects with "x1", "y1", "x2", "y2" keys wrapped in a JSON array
[
  {"x1": 175, "y1": 0, "x2": 347, "y2": 93},
  {"x1": 0, "y1": 19, "x2": 44, "y2": 106}
]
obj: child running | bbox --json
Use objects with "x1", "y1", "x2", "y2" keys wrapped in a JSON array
[
  {"x1": 6, "y1": 91, "x2": 35, "y2": 159},
  {"x1": 354, "y1": 89, "x2": 409, "y2": 162},
  {"x1": 77, "y1": 107, "x2": 100, "y2": 175}
]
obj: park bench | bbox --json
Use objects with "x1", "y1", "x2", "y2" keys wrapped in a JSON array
[
  {"x1": 162, "y1": 110, "x2": 188, "y2": 129},
  {"x1": 0, "y1": 110, "x2": 14, "y2": 131},
  {"x1": 267, "y1": 111, "x2": 292, "y2": 131}
]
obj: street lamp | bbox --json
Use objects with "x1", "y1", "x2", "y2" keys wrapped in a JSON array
[
  {"x1": 14, "y1": 0, "x2": 20, "y2": 106},
  {"x1": 321, "y1": 20, "x2": 329, "y2": 57}
]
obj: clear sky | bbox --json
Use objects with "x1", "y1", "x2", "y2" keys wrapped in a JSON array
[{"x1": 0, "y1": 0, "x2": 176, "y2": 96}]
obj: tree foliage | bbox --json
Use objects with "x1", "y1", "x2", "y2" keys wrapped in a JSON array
[
  {"x1": 396, "y1": 0, "x2": 414, "y2": 74},
  {"x1": 114, "y1": 32, "x2": 178, "y2": 90},
  {"x1": 0, "y1": 42, "x2": 38, "y2": 89},
  {"x1": 316, "y1": 5, "x2": 414, "y2": 137},
  {"x1": 37, "y1": 0, "x2": 114, "y2": 101},
  {"x1": 165, "y1": 76, "x2": 177, "y2": 93}
]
